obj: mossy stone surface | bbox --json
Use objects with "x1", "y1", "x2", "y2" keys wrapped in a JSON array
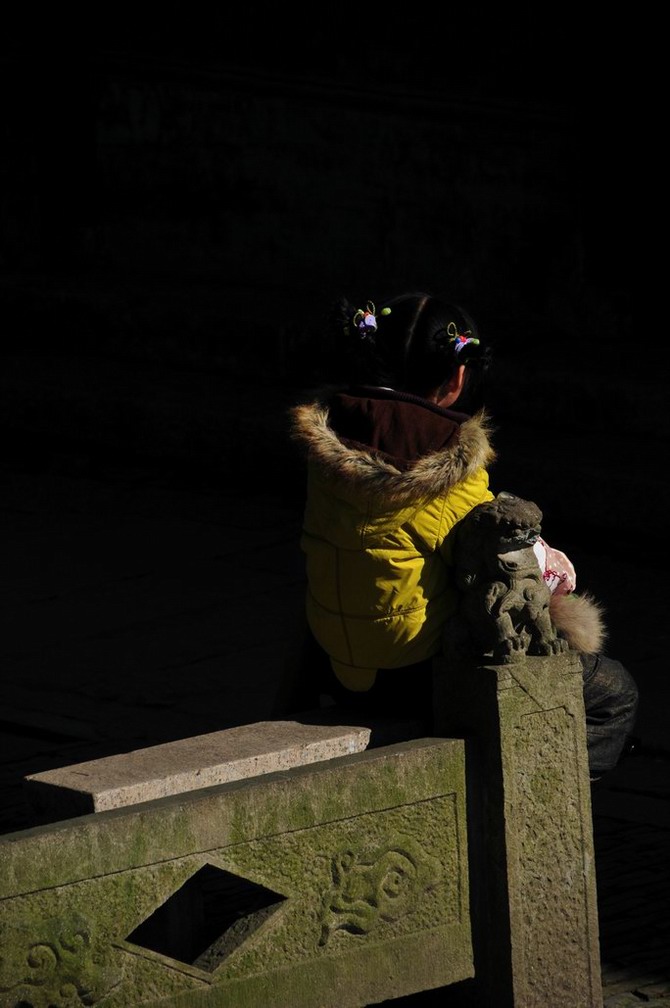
[{"x1": 0, "y1": 738, "x2": 471, "y2": 1008}]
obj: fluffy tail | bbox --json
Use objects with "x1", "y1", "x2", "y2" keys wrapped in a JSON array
[{"x1": 549, "y1": 592, "x2": 607, "y2": 654}]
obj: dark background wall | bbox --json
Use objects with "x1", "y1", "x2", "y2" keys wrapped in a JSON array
[{"x1": 0, "y1": 4, "x2": 658, "y2": 537}]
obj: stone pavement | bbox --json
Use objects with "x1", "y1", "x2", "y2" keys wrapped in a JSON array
[{"x1": 1, "y1": 458, "x2": 669, "y2": 1006}]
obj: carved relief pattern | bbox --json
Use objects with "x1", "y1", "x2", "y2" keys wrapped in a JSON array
[
  {"x1": 318, "y1": 835, "x2": 442, "y2": 946},
  {"x1": 0, "y1": 789, "x2": 465, "y2": 1003},
  {"x1": 512, "y1": 706, "x2": 595, "y2": 1001},
  {"x1": 207, "y1": 794, "x2": 463, "y2": 980},
  {"x1": 0, "y1": 863, "x2": 210, "y2": 1008},
  {"x1": 0, "y1": 912, "x2": 122, "y2": 1008}
]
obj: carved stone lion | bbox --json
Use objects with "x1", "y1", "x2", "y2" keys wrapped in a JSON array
[{"x1": 444, "y1": 491, "x2": 604, "y2": 662}]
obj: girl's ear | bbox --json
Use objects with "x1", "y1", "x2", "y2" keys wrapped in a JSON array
[{"x1": 437, "y1": 365, "x2": 466, "y2": 408}]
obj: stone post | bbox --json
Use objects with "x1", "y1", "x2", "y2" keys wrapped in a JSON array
[{"x1": 434, "y1": 651, "x2": 603, "y2": 1008}]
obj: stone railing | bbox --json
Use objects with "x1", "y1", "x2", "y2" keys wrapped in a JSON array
[
  {"x1": 2, "y1": 731, "x2": 472, "y2": 1008},
  {"x1": 0, "y1": 495, "x2": 603, "y2": 1007},
  {"x1": 0, "y1": 652, "x2": 601, "y2": 1008}
]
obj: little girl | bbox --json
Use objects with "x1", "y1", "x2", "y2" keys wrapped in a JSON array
[{"x1": 286, "y1": 291, "x2": 638, "y2": 778}]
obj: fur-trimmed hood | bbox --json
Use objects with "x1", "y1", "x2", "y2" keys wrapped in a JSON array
[{"x1": 290, "y1": 394, "x2": 495, "y2": 509}]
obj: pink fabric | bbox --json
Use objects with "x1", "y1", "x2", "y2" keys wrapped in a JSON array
[{"x1": 533, "y1": 538, "x2": 576, "y2": 595}]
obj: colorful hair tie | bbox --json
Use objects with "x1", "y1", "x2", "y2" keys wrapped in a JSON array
[
  {"x1": 447, "y1": 321, "x2": 480, "y2": 353},
  {"x1": 345, "y1": 301, "x2": 391, "y2": 339}
]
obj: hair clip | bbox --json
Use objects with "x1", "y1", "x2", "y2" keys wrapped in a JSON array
[
  {"x1": 447, "y1": 321, "x2": 480, "y2": 353},
  {"x1": 345, "y1": 301, "x2": 391, "y2": 339}
]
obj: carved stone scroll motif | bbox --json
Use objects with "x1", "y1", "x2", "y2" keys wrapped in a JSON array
[
  {"x1": 0, "y1": 912, "x2": 122, "y2": 1008},
  {"x1": 319, "y1": 835, "x2": 442, "y2": 946}
]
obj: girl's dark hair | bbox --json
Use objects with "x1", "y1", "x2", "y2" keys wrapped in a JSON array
[{"x1": 333, "y1": 291, "x2": 491, "y2": 413}]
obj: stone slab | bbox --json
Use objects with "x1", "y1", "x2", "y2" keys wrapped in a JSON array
[{"x1": 23, "y1": 720, "x2": 372, "y2": 817}]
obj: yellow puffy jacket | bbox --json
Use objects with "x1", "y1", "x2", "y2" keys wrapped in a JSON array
[{"x1": 291, "y1": 390, "x2": 495, "y2": 691}]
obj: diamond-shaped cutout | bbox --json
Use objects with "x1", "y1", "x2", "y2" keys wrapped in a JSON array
[{"x1": 125, "y1": 863, "x2": 286, "y2": 971}]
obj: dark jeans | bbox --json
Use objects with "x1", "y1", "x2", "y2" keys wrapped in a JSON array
[
  {"x1": 581, "y1": 652, "x2": 639, "y2": 777},
  {"x1": 276, "y1": 628, "x2": 638, "y2": 778}
]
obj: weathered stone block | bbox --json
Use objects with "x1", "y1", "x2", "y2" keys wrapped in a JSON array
[{"x1": 22, "y1": 720, "x2": 373, "y2": 818}]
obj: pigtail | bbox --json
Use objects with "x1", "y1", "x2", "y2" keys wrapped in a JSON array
[
  {"x1": 329, "y1": 296, "x2": 359, "y2": 342},
  {"x1": 329, "y1": 295, "x2": 399, "y2": 387}
]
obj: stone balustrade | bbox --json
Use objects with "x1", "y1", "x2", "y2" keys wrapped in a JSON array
[{"x1": 0, "y1": 649, "x2": 602, "y2": 1007}]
